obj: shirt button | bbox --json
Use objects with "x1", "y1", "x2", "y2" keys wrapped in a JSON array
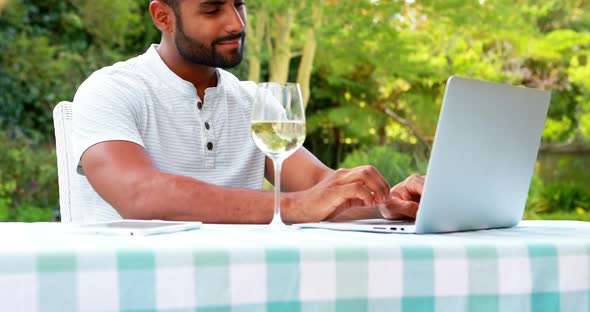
[
  {"x1": 197, "y1": 101, "x2": 203, "y2": 110},
  {"x1": 205, "y1": 122, "x2": 210, "y2": 130},
  {"x1": 207, "y1": 142, "x2": 213, "y2": 150}
]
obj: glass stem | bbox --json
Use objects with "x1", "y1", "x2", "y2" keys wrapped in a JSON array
[{"x1": 270, "y1": 158, "x2": 285, "y2": 227}]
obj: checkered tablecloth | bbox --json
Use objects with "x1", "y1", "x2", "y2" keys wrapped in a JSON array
[{"x1": 0, "y1": 220, "x2": 588, "y2": 312}]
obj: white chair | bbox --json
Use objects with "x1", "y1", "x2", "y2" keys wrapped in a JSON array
[{"x1": 53, "y1": 101, "x2": 82, "y2": 222}]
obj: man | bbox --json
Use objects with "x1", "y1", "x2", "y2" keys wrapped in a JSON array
[{"x1": 72, "y1": 0, "x2": 424, "y2": 223}]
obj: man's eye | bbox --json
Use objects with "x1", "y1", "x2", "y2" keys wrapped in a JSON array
[
  {"x1": 235, "y1": 2, "x2": 245, "y2": 7},
  {"x1": 205, "y1": 9, "x2": 220, "y2": 15}
]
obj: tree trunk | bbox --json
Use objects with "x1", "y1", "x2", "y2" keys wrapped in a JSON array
[
  {"x1": 269, "y1": 9, "x2": 294, "y2": 83},
  {"x1": 378, "y1": 126, "x2": 386, "y2": 145},
  {"x1": 297, "y1": 29, "x2": 316, "y2": 107},
  {"x1": 246, "y1": 13, "x2": 268, "y2": 82},
  {"x1": 297, "y1": 5, "x2": 322, "y2": 108}
]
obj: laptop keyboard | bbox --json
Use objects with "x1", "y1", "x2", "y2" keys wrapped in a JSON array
[{"x1": 347, "y1": 219, "x2": 416, "y2": 226}]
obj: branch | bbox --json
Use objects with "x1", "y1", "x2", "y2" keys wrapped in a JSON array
[
  {"x1": 384, "y1": 107, "x2": 431, "y2": 152},
  {"x1": 539, "y1": 142, "x2": 590, "y2": 153}
]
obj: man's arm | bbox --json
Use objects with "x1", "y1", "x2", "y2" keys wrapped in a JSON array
[
  {"x1": 82, "y1": 141, "x2": 276, "y2": 223},
  {"x1": 82, "y1": 141, "x2": 395, "y2": 223}
]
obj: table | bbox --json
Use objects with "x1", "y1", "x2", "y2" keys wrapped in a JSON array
[{"x1": 1, "y1": 221, "x2": 589, "y2": 312}]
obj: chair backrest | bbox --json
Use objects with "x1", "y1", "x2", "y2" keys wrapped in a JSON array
[{"x1": 53, "y1": 101, "x2": 82, "y2": 223}]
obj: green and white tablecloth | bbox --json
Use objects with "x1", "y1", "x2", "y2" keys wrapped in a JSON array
[{"x1": 0, "y1": 220, "x2": 589, "y2": 312}]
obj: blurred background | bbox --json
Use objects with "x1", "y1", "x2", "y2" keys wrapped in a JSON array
[{"x1": 0, "y1": 0, "x2": 588, "y2": 222}]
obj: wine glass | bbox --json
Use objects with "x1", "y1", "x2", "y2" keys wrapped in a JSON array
[{"x1": 251, "y1": 82, "x2": 306, "y2": 229}]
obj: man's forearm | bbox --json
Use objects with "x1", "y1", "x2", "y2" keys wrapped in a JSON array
[{"x1": 110, "y1": 170, "x2": 294, "y2": 223}]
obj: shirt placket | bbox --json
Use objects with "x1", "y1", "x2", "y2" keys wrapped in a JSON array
[{"x1": 200, "y1": 93, "x2": 216, "y2": 169}]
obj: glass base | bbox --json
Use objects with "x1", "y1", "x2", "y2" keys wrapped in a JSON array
[{"x1": 269, "y1": 217, "x2": 288, "y2": 230}]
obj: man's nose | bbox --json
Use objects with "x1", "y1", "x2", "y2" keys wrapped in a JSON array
[{"x1": 225, "y1": 6, "x2": 245, "y2": 34}]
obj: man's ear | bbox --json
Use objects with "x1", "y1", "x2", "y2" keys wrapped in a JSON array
[{"x1": 149, "y1": 0, "x2": 175, "y2": 33}]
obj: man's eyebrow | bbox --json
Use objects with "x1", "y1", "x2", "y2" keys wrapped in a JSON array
[{"x1": 200, "y1": 0, "x2": 226, "y2": 7}]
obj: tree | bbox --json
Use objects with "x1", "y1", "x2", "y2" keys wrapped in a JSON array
[
  {"x1": 0, "y1": 0, "x2": 157, "y2": 143},
  {"x1": 246, "y1": 1, "x2": 326, "y2": 107},
  {"x1": 302, "y1": 0, "x2": 590, "y2": 165},
  {"x1": 0, "y1": 0, "x2": 588, "y2": 221}
]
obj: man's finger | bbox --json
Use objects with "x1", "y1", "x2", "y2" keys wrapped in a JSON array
[
  {"x1": 384, "y1": 197, "x2": 418, "y2": 219},
  {"x1": 336, "y1": 166, "x2": 390, "y2": 202},
  {"x1": 339, "y1": 182, "x2": 376, "y2": 207},
  {"x1": 404, "y1": 174, "x2": 425, "y2": 195},
  {"x1": 390, "y1": 186, "x2": 412, "y2": 201},
  {"x1": 390, "y1": 174, "x2": 425, "y2": 201}
]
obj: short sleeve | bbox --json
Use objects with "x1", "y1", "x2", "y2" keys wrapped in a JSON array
[
  {"x1": 72, "y1": 71, "x2": 146, "y2": 175},
  {"x1": 240, "y1": 80, "x2": 257, "y2": 96}
]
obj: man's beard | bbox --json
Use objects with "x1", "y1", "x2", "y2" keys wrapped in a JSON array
[{"x1": 174, "y1": 18, "x2": 245, "y2": 69}]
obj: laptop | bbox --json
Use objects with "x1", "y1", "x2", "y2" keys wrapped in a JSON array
[{"x1": 294, "y1": 76, "x2": 551, "y2": 234}]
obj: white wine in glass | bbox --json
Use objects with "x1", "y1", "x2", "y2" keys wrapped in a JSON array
[{"x1": 251, "y1": 83, "x2": 306, "y2": 229}]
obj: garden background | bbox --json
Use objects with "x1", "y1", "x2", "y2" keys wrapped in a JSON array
[{"x1": 0, "y1": 0, "x2": 588, "y2": 221}]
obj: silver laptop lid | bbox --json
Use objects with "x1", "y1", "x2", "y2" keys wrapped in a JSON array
[{"x1": 415, "y1": 76, "x2": 551, "y2": 234}]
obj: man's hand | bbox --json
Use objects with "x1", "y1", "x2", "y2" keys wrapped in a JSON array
[
  {"x1": 310, "y1": 174, "x2": 426, "y2": 223},
  {"x1": 379, "y1": 174, "x2": 424, "y2": 220},
  {"x1": 283, "y1": 166, "x2": 391, "y2": 223}
]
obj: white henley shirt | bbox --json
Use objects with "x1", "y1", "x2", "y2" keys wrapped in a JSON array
[{"x1": 72, "y1": 45, "x2": 266, "y2": 222}]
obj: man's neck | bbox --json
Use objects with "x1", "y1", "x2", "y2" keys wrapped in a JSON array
[{"x1": 156, "y1": 41, "x2": 218, "y2": 100}]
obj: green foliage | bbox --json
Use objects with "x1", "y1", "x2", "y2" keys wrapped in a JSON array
[
  {"x1": 71, "y1": 0, "x2": 142, "y2": 49},
  {"x1": 526, "y1": 174, "x2": 590, "y2": 216},
  {"x1": 307, "y1": 105, "x2": 387, "y2": 145},
  {"x1": 340, "y1": 145, "x2": 427, "y2": 185},
  {"x1": 0, "y1": 128, "x2": 58, "y2": 221},
  {"x1": 0, "y1": 0, "x2": 157, "y2": 143},
  {"x1": 543, "y1": 116, "x2": 575, "y2": 142},
  {"x1": 306, "y1": 0, "x2": 590, "y2": 156},
  {"x1": 0, "y1": 0, "x2": 589, "y2": 222}
]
